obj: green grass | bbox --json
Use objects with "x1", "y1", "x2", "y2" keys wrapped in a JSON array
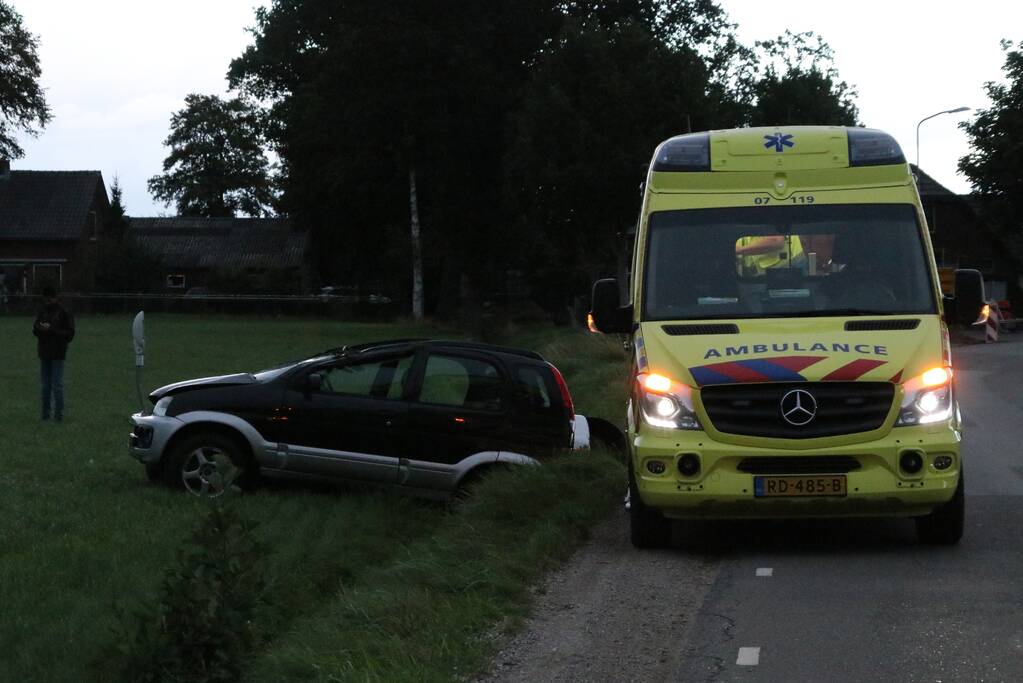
[{"x1": 0, "y1": 315, "x2": 628, "y2": 682}]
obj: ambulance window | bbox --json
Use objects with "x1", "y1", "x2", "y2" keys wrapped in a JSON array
[{"x1": 644, "y1": 204, "x2": 936, "y2": 320}]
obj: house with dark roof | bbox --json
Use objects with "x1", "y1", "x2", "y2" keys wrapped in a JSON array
[
  {"x1": 129, "y1": 216, "x2": 311, "y2": 293},
  {"x1": 0, "y1": 161, "x2": 110, "y2": 293},
  {"x1": 913, "y1": 165, "x2": 1018, "y2": 302}
]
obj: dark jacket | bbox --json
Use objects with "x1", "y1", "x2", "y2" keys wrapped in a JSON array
[{"x1": 33, "y1": 302, "x2": 75, "y2": 360}]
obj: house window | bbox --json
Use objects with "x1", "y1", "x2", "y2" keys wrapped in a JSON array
[
  {"x1": 166, "y1": 274, "x2": 186, "y2": 289},
  {"x1": 32, "y1": 264, "x2": 62, "y2": 291}
]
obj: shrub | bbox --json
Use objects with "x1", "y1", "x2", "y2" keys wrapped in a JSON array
[{"x1": 115, "y1": 503, "x2": 271, "y2": 683}]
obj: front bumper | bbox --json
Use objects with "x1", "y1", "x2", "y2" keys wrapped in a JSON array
[
  {"x1": 129, "y1": 412, "x2": 183, "y2": 465},
  {"x1": 632, "y1": 420, "x2": 962, "y2": 520}
]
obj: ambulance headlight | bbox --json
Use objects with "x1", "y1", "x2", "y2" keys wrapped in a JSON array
[
  {"x1": 896, "y1": 368, "x2": 953, "y2": 426},
  {"x1": 638, "y1": 373, "x2": 702, "y2": 430}
]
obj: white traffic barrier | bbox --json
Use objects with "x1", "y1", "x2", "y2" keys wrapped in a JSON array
[{"x1": 986, "y1": 302, "x2": 1000, "y2": 343}]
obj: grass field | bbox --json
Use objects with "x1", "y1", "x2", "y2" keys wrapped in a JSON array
[{"x1": 0, "y1": 314, "x2": 628, "y2": 681}]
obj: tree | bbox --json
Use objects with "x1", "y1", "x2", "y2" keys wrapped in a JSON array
[
  {"x1": 504, "y1": 11, "x2": 741, "y2": 315},
  {"x1": 106, "y1": 176, "x2": 130, "y2": 241},
  {"x1": 0, "y1": 1, "x2": 51, "y2": 159},
  {"x1": 148, "y1": 94, "x2": 275, "y2": 217},
  {"x1": 227, "y1": 2, "x2": 859, "y2": 318},
  {"x1": 749, "y1": 31, "x2": 858, "y2": 126},
  {"x1": 95, "y1": 178, "x2": 163, "y2": 293},
  {"x1": 229, "y1": 1, "x2": 567, "y2": 317},
  {"x1": 959, "y1": 40, "x2": 1023, "y2": 266}
]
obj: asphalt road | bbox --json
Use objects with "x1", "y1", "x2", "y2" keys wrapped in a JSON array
[{"x1": 486, "y1": 336, "x2": 1023, "y2": 683}]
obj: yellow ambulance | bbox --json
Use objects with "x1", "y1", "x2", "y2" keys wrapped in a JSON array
[{"x1": 590, "y1": 126, "x2": 984, "y2": 547}]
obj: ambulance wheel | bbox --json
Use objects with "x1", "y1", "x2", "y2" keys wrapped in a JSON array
[
  {"x1": 629, "y1": 464, "x2": 671, "y2": 549},
  {"x1": 915, "y1": 473, "x2": 964, "y2": 545}
]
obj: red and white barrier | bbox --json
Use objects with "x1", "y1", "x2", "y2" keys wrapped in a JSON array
[{"x1": 986, "y1": 302, "x2": 1000, "y2": 343}]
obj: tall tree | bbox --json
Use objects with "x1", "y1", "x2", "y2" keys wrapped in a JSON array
[
  {"x1": 227, "y1": 1, "x2": 859, "y2": 317},
  {"x1": 504, "y1": 10, "x2": 741, "y2": 314},
  {"x1": 749, "y1": 31, "x2": 858, "y2": 126},
  {"x1": 148, "y1": 94, "x2": 275, "y2": 217},
  {"x1": 229, "y1": 1, "x2": 566, "y2": 314},
  {"x1": 95, "y1": 178, "x2": 162, "y2": 293},
  {"x1": 106, "y1": 176, "x2": 129, "y2": 241},
  {"x1": 0, "y1": 0, "x2": 51, "y2": 160},
  {"x1": 959, "y1": 39, "x2": 1023, "y2": 266}
]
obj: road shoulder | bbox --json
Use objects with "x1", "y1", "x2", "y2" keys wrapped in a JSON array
[{"x1": 479, "y1": 509, "x2": 718, "y2": 683}]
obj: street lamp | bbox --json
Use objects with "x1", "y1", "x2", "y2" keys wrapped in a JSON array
[{"x1": 916, "y1": 106, "x2": 971, "y2": 169}]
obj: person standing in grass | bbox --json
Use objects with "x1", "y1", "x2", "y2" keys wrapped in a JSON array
[{"x1": 33, "y1": 285, "x2": 75, "y2": 421}]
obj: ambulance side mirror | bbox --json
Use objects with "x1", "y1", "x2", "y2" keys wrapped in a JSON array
[
  {"x1": 590, "y1": 278, "x2": 633, "y2": 334},
  {"x1": 951, "y1": 269, "x2": 984, "y2": 326}
]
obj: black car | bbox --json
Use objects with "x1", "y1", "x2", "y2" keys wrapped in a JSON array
[{"x1": 130, "y1": 339, "x2": 606, "y2": 498}]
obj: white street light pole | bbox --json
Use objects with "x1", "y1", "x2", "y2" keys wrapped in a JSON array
[{"x1": 916, "y1": 106, "x2": 971, "y2": 170}]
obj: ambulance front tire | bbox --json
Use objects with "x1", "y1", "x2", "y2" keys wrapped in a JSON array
[
  {"x1": 915, "y1": 472, "x2": 964, "y2": 545},
  {"x1": 629, "y1": 465, "x2": 672, "y2": 549}
]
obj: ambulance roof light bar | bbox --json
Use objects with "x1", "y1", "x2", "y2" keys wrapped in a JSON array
[
  {"x1": 651, "y1": 133, "x2": 711, "y2": 172},
  {"x1": 847, "y1": 127, "x2": 906, "y2": 167}
]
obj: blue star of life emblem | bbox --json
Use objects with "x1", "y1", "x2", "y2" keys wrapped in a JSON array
[{"x1": 764, "y1": 133, "x2": 794, "y2": 152}]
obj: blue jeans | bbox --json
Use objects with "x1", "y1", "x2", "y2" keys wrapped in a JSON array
[{"x1": 40, "y1": 359, "x2": 65, "y2": 420}]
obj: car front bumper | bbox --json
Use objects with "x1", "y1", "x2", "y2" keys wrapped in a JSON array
[
  {"x1": 632, "y1": 420, "x2": 962, "y2": 520},
  {"x1": 129, "y1": 412, "x2": 183, "y2": 465}
]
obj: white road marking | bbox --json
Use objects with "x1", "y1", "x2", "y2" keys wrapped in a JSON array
[
  {"x1": 737, "y1": 647, "x2": 761, "y2": 666},
  {"x1": 756, "y1": 567, "x2": 773, "y2": 577}
]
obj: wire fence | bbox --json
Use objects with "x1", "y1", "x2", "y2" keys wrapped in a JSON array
[{"x1": 0, "y1": 293, "x2": 403, "y2": 319}]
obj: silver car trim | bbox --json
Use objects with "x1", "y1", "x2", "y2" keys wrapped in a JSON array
[
  {"x1": 177, "y1": 410, "x2": 279, "y2": 465},
  {"x1": 130, "y1": 410, "x2": 278, "y2": 467},
  {"x1": 281, "y1": 443, "x2": 397, "y2": 482}
]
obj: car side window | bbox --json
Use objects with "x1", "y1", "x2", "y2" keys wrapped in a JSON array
[
  {"x1": 418, "y1": 354, "x2": 504, "y2": 411},
  {"x1": 515, "y1": 365, "x2": 552, "y2": 410},
  {"x1": 319, "y1": 355, "x2": 414, "y2": 399}
]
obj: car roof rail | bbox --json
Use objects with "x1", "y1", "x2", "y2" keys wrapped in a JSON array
[
  {"x1": 421, "y1": 340, "x2": 546, "y2": 361},
  {"x1": 339, "y1": 339, "x2": 545, "y2": 362}
]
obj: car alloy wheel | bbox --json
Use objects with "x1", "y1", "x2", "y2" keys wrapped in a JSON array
[{"x1": 180, "y1": 446, "x2": 241, "y2": 497}]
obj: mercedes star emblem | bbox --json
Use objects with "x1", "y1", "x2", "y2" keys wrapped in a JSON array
[{"x1": 780, "y1": 389, "x2": 817, "y2": 426}]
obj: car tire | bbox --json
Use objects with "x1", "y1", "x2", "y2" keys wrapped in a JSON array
[
  {"x1": 915, "y1": 472, "x2": 964, "y2": 545},
  {"x1": 163, "y1": 431, "x2": 256, "y2": 497},
  {"x1": 629, "y1": 463, "x2": 671, "y2": 549}
]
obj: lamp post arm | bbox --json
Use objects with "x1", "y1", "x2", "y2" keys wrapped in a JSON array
[{"x1": 916, "y1": 107, "x2": 971, "y2": 169}]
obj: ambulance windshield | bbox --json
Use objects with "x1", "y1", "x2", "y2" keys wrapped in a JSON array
[{"x1": 643, "y1": 204, "x2": 936, "y2": 321}]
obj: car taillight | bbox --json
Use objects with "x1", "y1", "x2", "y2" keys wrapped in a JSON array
[{"x1": 548, "y1": 362, "x2": 575, "y2": 420}]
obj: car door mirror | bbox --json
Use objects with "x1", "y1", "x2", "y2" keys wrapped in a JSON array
[
  {"x1": 590, "y1": 278, "x2": 633, "y2": 333},
  {"x1": 305, "y1": 373, "x2": 323, "y2": 395},
  {"x1": 952, "y1": 268, "x2": 984, "y2": 325}
]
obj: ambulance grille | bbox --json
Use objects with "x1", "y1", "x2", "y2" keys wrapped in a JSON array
[
  {"x1": 662, "y1": 323, "x2": 739, "y2": 335},
  {"x1": 844, "y1": 319, "x2": 920, "y2": 331},
  {"x1": 700, "y1": 382, "x2": 894, "y2": 439}
]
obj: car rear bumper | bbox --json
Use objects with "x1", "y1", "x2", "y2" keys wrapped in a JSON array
[
  {"x1": 129, "y1": 412, "x2": 182, "y2": 464},
  {"x1": 632, "y1": 421, "x2": 961, "y2": 520}
]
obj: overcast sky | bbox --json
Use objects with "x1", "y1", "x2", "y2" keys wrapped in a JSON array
[{"x1": 11, "y1": 0, "x2": 1019, "y2": 215}]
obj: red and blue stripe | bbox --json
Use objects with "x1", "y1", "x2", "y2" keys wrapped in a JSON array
[
  {"x1": 689, "y1": 356, "x2": 888, "y2": 386},
  {"x1": 690, "y1": 356, "x2": 825, "y2": 386}
]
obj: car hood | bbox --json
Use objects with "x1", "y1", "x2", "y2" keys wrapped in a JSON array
[
  {"x1": 149, "y1": 373, "x2": 256, "y2": 401},
  {"x1": 637, "y1": 316, "x2": 944, "y2": 388}
]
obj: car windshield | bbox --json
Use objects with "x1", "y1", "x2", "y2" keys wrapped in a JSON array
[{"x1": 642, "y1": 203, "x2": 937, "y2": 320}]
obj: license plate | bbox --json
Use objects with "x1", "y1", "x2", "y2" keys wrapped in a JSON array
[{"x1": 754, "y1": 475, "x2": 847, "y2": 497}]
